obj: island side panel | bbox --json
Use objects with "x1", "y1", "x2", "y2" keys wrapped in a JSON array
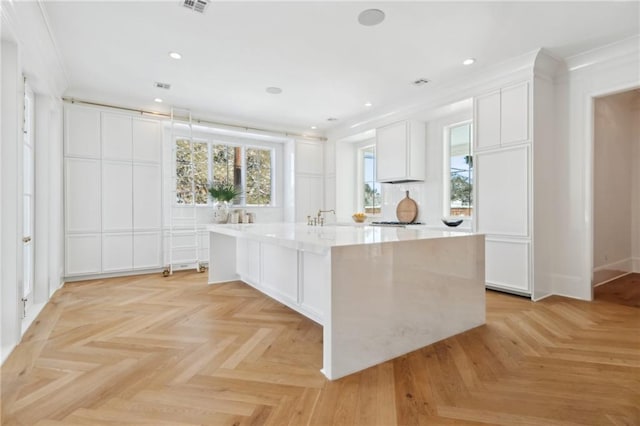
[
  {"x1": 327, "y1": 234, "x2": 485, "y2": 380},
  {"x1": 208, "y1": 231, "x2": 239, "y2": 284}
]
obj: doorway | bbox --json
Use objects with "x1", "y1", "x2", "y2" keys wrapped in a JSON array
[
  {"x1": 22, "y1": 84, "x2": 35, "y2": 318},
  {"x1": 592, "y1": 88, "x2": 640, "y2": 306}
]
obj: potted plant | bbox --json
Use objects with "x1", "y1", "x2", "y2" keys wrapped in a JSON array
[{"x1": 208, "y1": 182, "x2": 241, "y2": 223}]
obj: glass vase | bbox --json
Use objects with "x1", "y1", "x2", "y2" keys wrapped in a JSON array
[{"x1": 212, "y1": 200, "x2": 230, "y2": 223}]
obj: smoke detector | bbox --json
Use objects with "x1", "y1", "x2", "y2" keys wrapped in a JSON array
[
  {"x1": 154, "y1": 82, "x2": 171, "y2": 90},
  {"x1": 183, "y1": 0, "x2": 209, "y2": 14}
]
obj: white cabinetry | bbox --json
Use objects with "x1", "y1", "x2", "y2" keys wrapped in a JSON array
[
  {"x1": 474, "y1": 81, "x2": 532, "y2": 296},
  {"x1": 295, "y1": 141, "x2": 324, "y2": 222},
  {"x1": 376, "y1": 120, "x2": 425, "y2": 183},
  {"x1": 64, "y1": 104, "x2": 163, "y2": 278},
  {"x1": 235, "y1": 238, "x2": 327, "y2": 324},
  {"x1": 474, "y1": 82, "x2": 530, "y2": 151}
]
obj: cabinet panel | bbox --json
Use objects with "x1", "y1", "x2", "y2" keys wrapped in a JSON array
[
  {"x1": 133, "y1": 231, "x2": 162, "y2": 269},
  {"x1": 296, "y1": 175, "x2": 323, "y2": 222},
  {"x1": 102, "y1": 161, "x2": 133, "y2": 232},
  {"x1": 103, "y1": 233, "x2": 133, "y2": 272},
  {"x1": 376, "y1": 121, "x2": 407, "y2": 181},
  {"x1": 133, "y1": 119, "x2": 162, "y2": 163},
  {"x1": 474, "y1": 91, "x2": 501, "y2": 151},
  {"x1": 476, "y1": 146, "x2": 529, "y2": 237},
  {"x1": 501, "y1": 82, "x2": 529, "y2": 145},
  {"x1": 66, "y1": 234, "x2": 101, "y2": 275},
  {"x1": 261, "y1": 244, "x2": 298, "y2": 304},
  {"x1": 65, "y1": 158, "x2": 101, "y2": 233},
  {"x1": 133, "y1": 163, "x2": 162, "y2": 230},
  {"x1": 65, "y1": 107, "x2": 101, "y2": 158},
  {"x1": 102, "y1": 113, "x2": 132, "y2": 161},
  {"x1": 301, "y1": 252, "x2": 329, "y2": 321},
  {"x1": 296, "y1": 141, "x2": 324, "y2": 175},
  {"x1": 485, "y1": 239, "x2": 530, "y2": 294},
  {"x1": 236, "y1": 238, "x2": 261, "y2": 284}
]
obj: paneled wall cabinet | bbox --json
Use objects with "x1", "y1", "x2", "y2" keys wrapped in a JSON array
[
  {"x1": 474, "y1": 80, "x2": 532, "y2": 296},
  {"x1": 474, "y1": 81, "x2": 530, "y2": 151},
  {"x1": 376, "y1": 120, "x2": 426, "y2": 183},
  {"x1": 64, "y1": 105, "x2": 163, "y2": 278},
  {"x1": 295, "y1": 140, "x2": 324, "y2": 222}
]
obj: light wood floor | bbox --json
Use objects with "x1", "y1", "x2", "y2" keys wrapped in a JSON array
[
  {"x1": 594, "y1": 273, "x2": 640, "y2": 308},
  {"x1": 1, "y1": 272, "x2": 639, "y2": 425}
]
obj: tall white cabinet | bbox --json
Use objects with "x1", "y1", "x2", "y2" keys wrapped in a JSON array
[
  {"x1": 64, "y1": 105, "x2": 163, "y2": 278},
  {"x1": 295, "y1": 140, "x2": 324, "y2": 222},
  {"x1": 474, "y1": 81, "x2": 532, "y2": 296}
]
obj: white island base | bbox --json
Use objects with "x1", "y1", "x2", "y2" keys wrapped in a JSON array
[{"x1": 208, "y1": 224, "x2": 485, "y2": 380}]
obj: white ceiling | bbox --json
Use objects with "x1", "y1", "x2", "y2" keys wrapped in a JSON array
[{"x1": 43, "y1": 1, "x2": 639, "y2": 136}]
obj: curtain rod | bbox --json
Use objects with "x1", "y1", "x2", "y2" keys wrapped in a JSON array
[{"x1": 62, "y1": 97, "x2": 327, "y2": 142}]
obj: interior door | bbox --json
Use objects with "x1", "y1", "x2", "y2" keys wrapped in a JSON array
[{"x1": 22, "y1": 85, "x2": 35, "y2": 317}]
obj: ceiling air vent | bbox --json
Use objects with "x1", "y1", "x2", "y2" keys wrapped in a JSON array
[
  {"x1": 154, "y1": 82, "x2": 171, "y2": 90},
  {"x1": 183, "y1": 0, "x2": 209, "y2": 14}
]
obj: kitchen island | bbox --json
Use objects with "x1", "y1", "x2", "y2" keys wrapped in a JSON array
[{"x1": 207, "y1": 223, "x2": 485, "y2": 380}]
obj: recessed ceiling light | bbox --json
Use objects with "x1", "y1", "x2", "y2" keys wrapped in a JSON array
[
  {"x1": 266, "y1": 86, "x2": 283, "y2": 95},
  {"x1": 311, "y1": 126, "x2": 317, "y2": 130},
  {"x1": 169, "y1": 51, "x2": 182, "y2": 60},
  {"x1": 364, "y1": 102, "x2": 372, "y2": 107},
  {"x1": 358, "y1": 9, "x2": 385, "y2": 26},
  {"x1": 463, "y1": 58, "x2": 476, "y2": 66},
  {"x1": 154, "y1": 98, "x2": 163, "y2": 103}
]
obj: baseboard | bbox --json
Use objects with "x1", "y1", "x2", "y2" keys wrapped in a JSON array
[
  {"x1": 1, "y1": 343, "x2": 16, "y2": 366},
  {"x1": 64, "y1": 268, "x2": 164, "y2": 282},
  {"x1": 633, "y1": 257, "x2": 640, "y2": 273},
  {"x1": 593, "y1": 257, "x2": 632, "y2": 273}
]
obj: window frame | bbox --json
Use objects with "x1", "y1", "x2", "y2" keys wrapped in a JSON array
[
  {"x1": 173, "y1": 135, "x2": 277, "y2": 208},
  {"x1": 357, "y1": 143, "x2": 382, "y2": 216},
  {"x1": 443, "y1": 120, "x2": 473, "y2": 219}
]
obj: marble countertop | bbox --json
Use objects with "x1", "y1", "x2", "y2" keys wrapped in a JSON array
[{"x1": 207, "y1": 222, "x2": 476, "y2": 254}]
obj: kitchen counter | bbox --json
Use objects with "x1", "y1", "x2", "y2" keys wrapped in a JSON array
[
  {"x1": 206, "y1": 222, "x2": 473, "y2": 254},
  {"x1": 208, "y1": 222, "x2": 485, "y2": 380}
]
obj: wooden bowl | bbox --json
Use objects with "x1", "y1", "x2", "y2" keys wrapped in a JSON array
[{"x1": 352, "y1": 214, "x2": 367, "y2": 223}]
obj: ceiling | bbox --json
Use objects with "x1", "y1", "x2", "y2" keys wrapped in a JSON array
[{"x1": 43, "y1": 1, "x2": 639, "y2": 136}]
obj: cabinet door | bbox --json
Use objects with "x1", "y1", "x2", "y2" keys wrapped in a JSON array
[
  {"x1": 65, "y1": 106, "x2": 101, "y2": 158},
  {"x1": 133, "y1": 119, "x2": 162, "y2": 163},
  {"x1": 376, "y1": 121, "x2": 407, "y2": 181},
  {"x1": 474, "y1": 91, "x2": 501, "y2": 151},
  {"x1": 295, "y1": 175, "x2": 323, "y2": 222},
  {"x1": 65, "y1": 158, "x2": 101, "y2": 233},
  {"x1": 102, "y1": 113, "x2": 132, "y2": 161},
  {"x1": 102, "y1": 161, "x2": 133, "y2": 232},
  {"x1": 501, "y1": 82, "x2": 529, "y2": 146},
  {"x1": 296, "y1": 141, "x2": 324, "y2": 175},
  {"x1": 66, "y1": 234, "x2": 101, "y2": 275},
  {"x1": 133, "y1": 231, "x2": 162, "y2": 269},
  {"x1": 485, "y1": 238, "x2": 530, "y2": 294},
  {"x1": 103, "y1": 233, "x2": 133, "y2": 272},
  {"x1": 133, "y1": 163, "x2": 162, "y2": 230},
  {"x1": 476, "y1": 146, "x2": 529, "y2": 236},
  {"x1": 261, "y1": 244, "x2": 298, "y2": 304}
]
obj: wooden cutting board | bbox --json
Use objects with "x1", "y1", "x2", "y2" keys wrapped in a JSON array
[{"x1": 396, "y1": 190, "x2": 418, "y2": 223}]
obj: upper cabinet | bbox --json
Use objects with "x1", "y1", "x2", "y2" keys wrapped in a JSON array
[
  {"x1": 474, "y1": 81, "x2": 530, "y2": 151},
  {"x1": 65, "y1": 106, "x2": 101, "y2": 158},
  {"x1": 376, "y1": 120, "x2": 425, "y2": 183}
]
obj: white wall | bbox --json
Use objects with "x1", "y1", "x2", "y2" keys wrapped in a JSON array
[
  {"x1": 632, "y1": 94, "x2": 640, "y2": 271},
  {"x1": 553, "y1": 36, "x2": 639, "y2": 299},
  {"x1": 593, "y1": 91, "x2": 636, "y2": 276},
  {"x1": 1, "y1": 1, "x2": 67, "y2": 363}
]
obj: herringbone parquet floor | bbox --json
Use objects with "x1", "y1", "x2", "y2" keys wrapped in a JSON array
[{"x1": 1, "y1": 271, "x2": 638, "y2": 425}]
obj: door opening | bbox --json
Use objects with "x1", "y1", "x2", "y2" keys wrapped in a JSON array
[{"x1": 22, "y1": 84, "x2": 35, "y2": 318}]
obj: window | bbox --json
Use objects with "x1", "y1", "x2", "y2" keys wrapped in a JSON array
[
  {"x1": 361, "y1": 146, "x2": 381, "y2": 214},
  {"x1": 446, "y1": 122, "x2": 473, "y2": 217},
  {"x1": 175, "y1": 139, "x2": 273, "y2": 206}
]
